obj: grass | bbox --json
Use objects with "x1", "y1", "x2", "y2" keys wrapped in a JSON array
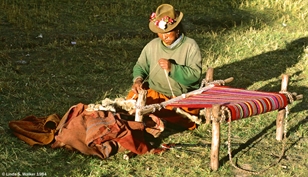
[{"x1": 0, "y1": 0, "x2": 307, "y2": 176}]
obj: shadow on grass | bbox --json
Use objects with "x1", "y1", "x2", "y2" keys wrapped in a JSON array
[
  {"x1": 0, "y1": 132, "x2": 93, "y2": 175},
  {"x1": 211, "y1": 37, "x2": 308, "y2": 168},
  {"x1": 214, "y1": 37, "x2": 307, "y2": 88},
  {"x1": 183, "y1": 0, "x2": 275, "y2": 32},
  {"x1": 219, "y1": 120, "x2": 276, "y2": 167},
  {"x1": 213, "y1": 36, "x2": 308, "y2": 113},
  {"x1": 285, "y1": 115, "x2": 308, "y2": 151},
  {"x1": 219, "y1": 115, "x2": 308, "y2": 168},
  {"x1": 1, "y1": 1, "x2": 306, "y2": 175}
]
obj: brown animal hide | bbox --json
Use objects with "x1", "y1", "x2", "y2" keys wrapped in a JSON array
[
  {"x1": 51, "y1": 103, "x2": 153, "y2": 159},
  {"x1": 8, "y1": 114, "x2": 60, "y2": 146}
]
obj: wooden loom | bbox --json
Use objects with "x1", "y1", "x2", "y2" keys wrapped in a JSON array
[{"x1": 135, "y1": 68, "x2": 303, "y2": 171}]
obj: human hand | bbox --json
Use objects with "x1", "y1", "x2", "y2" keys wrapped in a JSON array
[
  {"x1": 131, "y1": 78, "x2": 143, "y2": 94},
  {"x1": 158, "y1": 58, "x2": 171, "y2": 72}
]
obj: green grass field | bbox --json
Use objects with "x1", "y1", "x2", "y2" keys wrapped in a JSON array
[{"x1": 1, "y1": 0, "x2": 307, "y2": 176}]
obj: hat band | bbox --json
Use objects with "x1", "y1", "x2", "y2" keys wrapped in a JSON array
[{"x1": 150, "y1": 12, "x2": 176, "y2": 30}]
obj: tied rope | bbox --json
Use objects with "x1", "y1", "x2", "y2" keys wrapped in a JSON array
[
  {"x1": 164, "y1": 69, "x2": 176, "y2": 98},
  {"x1": 218, "y1": 105, "x2": 289, "y2": 175},
  {"x1": 279, "y1": 91, "x2": 294, "y2": 104}
]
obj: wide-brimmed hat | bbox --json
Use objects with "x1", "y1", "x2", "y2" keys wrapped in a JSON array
[{"x1": 149, "y1": 4, "x2": 183, "y2": 33}]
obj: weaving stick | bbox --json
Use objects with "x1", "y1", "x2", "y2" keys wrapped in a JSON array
[
  {"x1": 139, "y1": 104, "x2": 161, "y2": 116},
  {"x1": 175, "y1": 107, "x2": 202, "y2": 124},
  {"x1": 135, "y1": 90, "x2": 147, "y2": 122},
  {"x1": 160, "y1": 84, "x2": 215, "y2": 108},
  {"x1": 160, "y1": 77, "x2": 234, "y2": 108},
  {"x1": 138, "y1": 77, "x2": 233, "y2": 116},
  {"x1": 138, "y1": 83, "x2": 215, "y2": 116}
]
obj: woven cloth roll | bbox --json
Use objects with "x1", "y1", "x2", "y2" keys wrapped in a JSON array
[{"x1": 166, "y1": 86, "x2": 288, "y2": 121}]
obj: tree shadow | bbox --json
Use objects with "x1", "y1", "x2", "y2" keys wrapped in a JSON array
[
  {"x1": 183, "y1": 0, "x2": 272, "y2": 33},
  {"x1": 212, "y1": 36, "x2": 308, "y2": 113},
  {"x1": 218, "y1": 115, "x2": 308, "y2": 168},
  {"x1": 285, "y1": 116, "x2": 308, "y2": 151},
  {"x1": 213, "y1": 37, "x2": 307, "y2": 88},
  {"x1": 218, "y1": 120, "x2": 277, "y2": 167}
]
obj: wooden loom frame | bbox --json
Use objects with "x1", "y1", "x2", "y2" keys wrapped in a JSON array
[
  {"x1": 204, "y1": 68, "x2": 294, "y2": 171},
  {"x1": 134, "y1": 67, "x2": 302, "y2": 171}
]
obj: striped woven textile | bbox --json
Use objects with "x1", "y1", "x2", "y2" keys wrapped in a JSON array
[{"x1": 166, "y1": 86, "x2": 288, "y2": 121}]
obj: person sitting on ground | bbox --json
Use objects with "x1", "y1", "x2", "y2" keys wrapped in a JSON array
[{"x1": 126, "y1": 4, "x2": 203, "y2": 131}]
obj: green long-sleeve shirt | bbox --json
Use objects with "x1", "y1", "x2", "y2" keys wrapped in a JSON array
[{"x1": 133, "y1": 35, "x2": 202, "y2": 97}]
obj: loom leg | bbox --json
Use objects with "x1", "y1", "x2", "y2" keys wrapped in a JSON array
[
  {"x1": 276, "y1": 74, "x2": 289, "y2": 141},
  {"x1": 135, "y1": 90, "x2": 147, "y2": 122},
  {"x1": 276, "y1": 109, "x2": 286, "y2": 141},
  {"x1": 205, "y1": 108, "x2": 212, "y2": 124},
  {"x1": 205, "y1": 68, "x2": 214, "y2": 124},
  {"x1": 210, "y1": 104, "x2": 221, "y2": 171}
]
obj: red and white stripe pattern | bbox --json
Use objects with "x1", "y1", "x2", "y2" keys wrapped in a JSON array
[{"x1": 166, "y1": 86, "x2": 288, "y2": 121}]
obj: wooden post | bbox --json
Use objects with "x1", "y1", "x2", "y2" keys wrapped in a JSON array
[
  {"x1": 210, "y1": 104, "x2": 221, "y2": 171},
  {"x1": 135, "y1": 90, "x2": 147, "y2": 122},
  {"x1": 276, "y1": 74, "x2": 289, "y2": 141},
  {"x1": 205, "y1": 108, "x2": 212, "y2": 124},
  {"x1": 205, "y1": 68, "x2": 214, "y2": 124},
  {"x1": 205, "y1": 67, "x2": 214, "y2": 83}
]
